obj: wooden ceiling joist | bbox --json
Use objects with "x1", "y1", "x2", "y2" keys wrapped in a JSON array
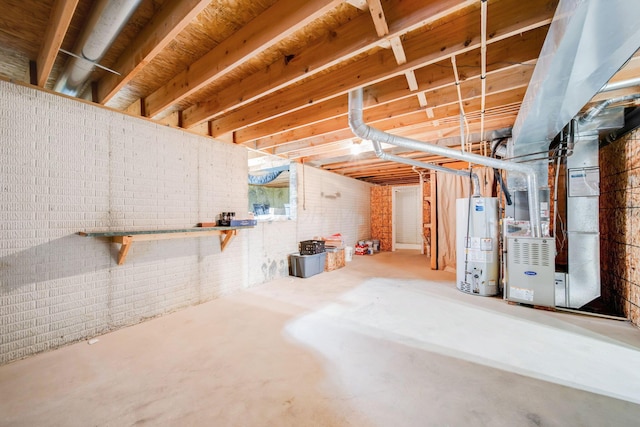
[
  {"x1": 181, "y1": 0, "x2": 476, "y2": 128},
  {"x1": 250, "y1": 72, "x2": 530, "y2": 156},
  {"x1": 36, "y1": 0, "x2": 79, "y2": 88},
  {"x1": 144, "y1": 0, "x2": 342, "y2": 118},
  {"x1": 235, "y1": 26, "x2": 546, "y2": 145},
  {"x1": 97, "y1": 0, "x2": 211, "y2": 105},
  {"x1": 204, "y1": 0, "x2": 554, "y2": 135}
]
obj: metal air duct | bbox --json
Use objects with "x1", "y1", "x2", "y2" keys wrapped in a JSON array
[
  {"x1": 369, "y1": 140, "x2": 481, "y2": 197},
  {"x1": 511, "y1": 0, "x2": 640, "y2": 157},
  {"x1": 54, "y1": 0, "x2": 142, "y2": 96},
  {"x1": 348, "y1": 88, "x2": 542, "y2": 237}
]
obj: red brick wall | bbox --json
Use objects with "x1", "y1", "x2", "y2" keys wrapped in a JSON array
[{"x1": 600, "y1": 127, "x2": 640, "y2": 327}]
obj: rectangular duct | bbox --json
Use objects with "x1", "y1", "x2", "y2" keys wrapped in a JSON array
[{"x1": 512, "y1": 0, "x2": 640, "y2": 150}]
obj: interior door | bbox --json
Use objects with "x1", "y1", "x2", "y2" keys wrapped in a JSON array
[{"x1": 393, "y1": 186, "x2": 422, "y2": 250}]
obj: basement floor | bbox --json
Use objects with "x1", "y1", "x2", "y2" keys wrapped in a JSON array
[{"x1": 2, "y1": 251, "x2": 640, "y2": 426}]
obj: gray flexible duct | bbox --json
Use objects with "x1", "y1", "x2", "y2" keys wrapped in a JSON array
[{"x1": 348, "y1": 88, "x2": 542, "y2": 237}]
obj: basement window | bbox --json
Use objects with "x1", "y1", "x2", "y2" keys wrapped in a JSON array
[{"x1": 248, "y1": 152, "x2": 296, "y2": 222}]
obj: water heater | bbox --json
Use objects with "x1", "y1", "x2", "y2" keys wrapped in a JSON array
[{"x1": 456, "y1": 197, "x2": 500, "y2": 296}]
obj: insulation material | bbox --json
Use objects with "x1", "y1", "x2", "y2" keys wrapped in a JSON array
[
  {"x1": 370, "y1": 186, "x2": 393, "y2": 251},
  {"x1": 600, "y1": 127, "x2": 640, "y2": 327},
  {"x1": 436, "y1": 167, "x2": 495, "y2": 272}
]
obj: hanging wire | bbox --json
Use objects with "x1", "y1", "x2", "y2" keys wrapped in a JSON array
[{"x1": 451, "y1": 55, "x2": 471, "y2": 158}]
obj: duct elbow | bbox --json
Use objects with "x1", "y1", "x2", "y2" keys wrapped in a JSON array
[{"x1": 471, "y1": 173, "x2": 481, "y2": 197}]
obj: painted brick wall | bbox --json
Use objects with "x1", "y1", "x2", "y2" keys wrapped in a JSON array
[
  {"x1": 0, "y1": 82, "x2": 374, "y2": 364},
  {"x1": 600, "y1": 127, "x2": 640, "y2": 328},
  {"x1": 296, "y1": 164, "x2": 371, "y2": 247},
  {"x1": 0, "y1": 81, "x2": 249, "y2": 364}
]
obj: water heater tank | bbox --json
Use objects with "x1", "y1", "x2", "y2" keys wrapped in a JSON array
[{"x1": 456, "y1": 197, "x2": 500, "y2": 296}]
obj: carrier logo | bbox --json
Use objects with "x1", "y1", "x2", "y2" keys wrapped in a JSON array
[{"x1": 524, "y1": 271, "x2": 537, "y2": 276}]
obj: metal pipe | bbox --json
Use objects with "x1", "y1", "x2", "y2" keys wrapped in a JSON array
[
  {"x1": 579, "y1": 93, "x2": 640, "y2": 125},
  {"x1": 373, "y1": 140, "x2": 481, "y2": 196},
  {"x1": 600, "y1": 76, "x2": 640, "y2": 93},
  {"x1": 348, "y1": 88, "x2": 542, "y2": 237},
  {"x1": 54, "y1": 0, "x2": 142, "y2": 96}
]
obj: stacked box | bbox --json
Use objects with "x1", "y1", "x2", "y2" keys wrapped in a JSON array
[{"x1": 289, "y1": 252, "x2": 327, "y2": 278}]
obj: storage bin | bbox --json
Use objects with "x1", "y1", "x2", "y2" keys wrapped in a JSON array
[
  {"x1": 299, "y1": 240, "x2": 325, "y2": 255},
  {"x1": 289, "y1": 252, "x2": 326, "y2": 278}
]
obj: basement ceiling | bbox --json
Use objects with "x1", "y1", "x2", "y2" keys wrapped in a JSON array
[{"x1": 1, "y1": 0, "x2": 639, "y2": 185}]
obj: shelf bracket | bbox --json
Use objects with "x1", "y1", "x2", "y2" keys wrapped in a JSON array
[
  {"x1": 220, "y1": 229, "x2": 237, "y2": 251},
  {"x1": 113, "y1": 235, "x2": 133, "y2": 265},
  {"x1": 79, "y1": 226, "x2": 253, "y2": 265}
]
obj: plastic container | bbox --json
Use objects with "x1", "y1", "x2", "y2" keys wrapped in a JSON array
[
  {"x1": 372, "y1": 239, "x2": 380, "y2": 252},
  {"x1": 300, "y1": 240, "x2": 325, "y2": 255},
  {"x1": 289, "y1": 252, "x2": 327, "y2": 278},
  {"x1": 345, "y1": 246, "x2": 354, "y2": 262}
]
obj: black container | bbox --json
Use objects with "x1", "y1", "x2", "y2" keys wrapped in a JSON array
[{"x1": 299, "y1": 240, "x2": 325, "y2": 255}]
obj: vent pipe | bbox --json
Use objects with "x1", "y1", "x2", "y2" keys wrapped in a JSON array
[
  {"x1": 369, "y1": 138, "x2": 481, "y2": 197},
  {"x1": 54, "y1": 0, "x2": 142, "y2": 96},
  {"x1": 348, "y1": 88, "x2": 541, "y2": 237}
]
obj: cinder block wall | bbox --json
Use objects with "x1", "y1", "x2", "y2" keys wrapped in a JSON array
[
  {"x1": 0, "y1": 81, "x2": 249, "y2": 364},
  {"x1": 600, "y1": 127, "x2": 640, "y2": 327}
]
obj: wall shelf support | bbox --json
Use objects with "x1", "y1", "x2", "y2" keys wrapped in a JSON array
[{"x1": 79, "y1": 226, "x2": 250, "y2": 265}]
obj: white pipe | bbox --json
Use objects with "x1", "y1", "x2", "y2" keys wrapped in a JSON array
[
  {"x1": 451, "y1": 55, "x2": 470, "y2": 152},
  {"x1": 480, "y1": 0, "x2": 488, "y2": 156},
  {"x1": 55, "y1": 0, "x2": 142, "y2": 96},
  {"x1": 349, "y1": 88, "x2": 542, "y2": 237}
]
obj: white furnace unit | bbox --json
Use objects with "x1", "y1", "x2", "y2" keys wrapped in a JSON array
[
  {"x1": 505, "y1": 236, "x2": 555, "y2": 306},
  {"x1": 456, "y1": 197, "x2": 500, "y2": 296}
]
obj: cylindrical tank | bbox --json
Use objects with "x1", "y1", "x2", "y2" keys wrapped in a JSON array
[{"x1": 455, "y1": 197, "x2": 500, "y2": 296}]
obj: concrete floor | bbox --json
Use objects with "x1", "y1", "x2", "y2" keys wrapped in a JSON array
[{"x1": 2, "y1": 251, "x2": 640, "y2": 426}]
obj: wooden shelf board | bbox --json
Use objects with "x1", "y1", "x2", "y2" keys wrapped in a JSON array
[{"x1": 78, "y1": 226, "x2": 254, "y2": 265}]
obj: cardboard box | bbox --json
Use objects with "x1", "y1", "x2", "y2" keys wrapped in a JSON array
[{"x1": 324, "y1": 247, "x2": 345, "y2": 271}]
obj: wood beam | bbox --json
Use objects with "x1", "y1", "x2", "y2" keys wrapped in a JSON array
[
  {"x1": 280, "y1": 100, "x2": 525, "y2": 162},
  {"x1": 251, "y1": 65, "x2": 532, "y2": 152},
  {"x1": 234, "y1": 27, "x2": 545, "y2": 144},
  {"x1": 346, "y1": 0, "x2": 368, "y2": 10},
  {"x1": 181, "y1": 0, "x2": 475, "y2": 128},
  {"x1": 405, "y1": 70, "x2": 419, "y2": 91},
  {"x1": 145, "y1": 0, "x2": 341, "y2": 117},
  {"x1": 98, "y1": 0, "x2": 211, "y2": 105},
  {"x1": 390, "y1": 36, "x2": 407, "y2": 64},
  {"x1": 37, "y1": 0, "x2": 79, "y2": 88},
  {"x1": 367, "y1": 0, "x2": 389, "y2": 37},
  {"x1": 204, "y1": 0, "x2": 553, "y2": 134}
]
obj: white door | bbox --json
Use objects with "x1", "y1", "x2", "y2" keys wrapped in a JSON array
[{"x1": 393, "y1": 186, "x2": 422, "y2": 250}]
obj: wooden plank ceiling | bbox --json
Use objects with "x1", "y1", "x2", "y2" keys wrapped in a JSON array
[{"x1": 1, "y1": 0, "x2": 637, "y2": 185}]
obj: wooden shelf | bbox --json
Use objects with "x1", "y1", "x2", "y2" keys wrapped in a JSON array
[{"x1": 78, "y1": 226, "x2": 254, "y2": 265}]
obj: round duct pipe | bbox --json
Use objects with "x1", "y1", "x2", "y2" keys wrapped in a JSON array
[{"x1": 54, "y1": 0, "x2": 142, "y2": 96}]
